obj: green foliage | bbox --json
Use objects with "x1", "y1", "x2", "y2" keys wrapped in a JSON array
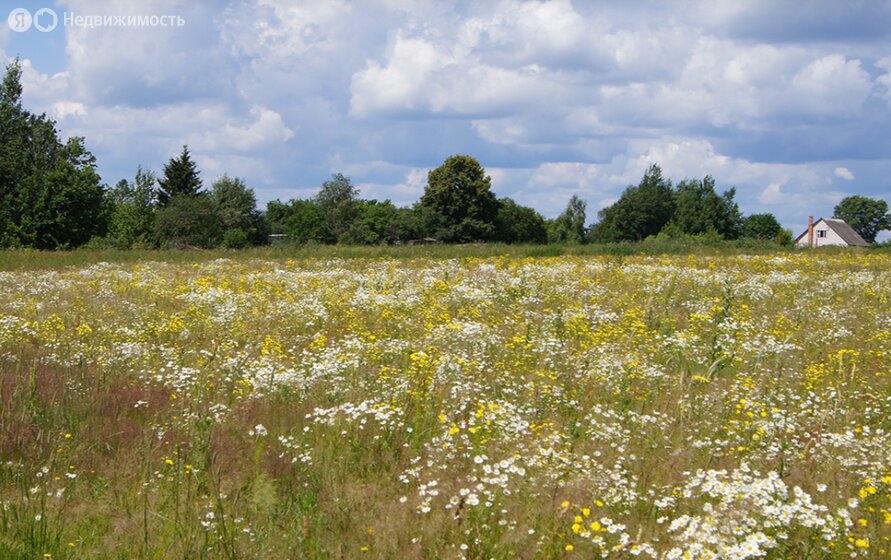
[
  {"x1": 393, "y1": 206, "x2": 429, "y2": 241},
  {"x1": 157, "y1": 146, "x2": 202, "y2": 207},
  {"x1": 1, "y1": 57, "x2": 23, "y2": 105},
  {"x1": 221, "y1": 228, "x2": 250, "y2": 249},
  {"x1": 315, "y1": 173, "x2": 359, "y2": 243},
  {"x1": 495, "y1": 198, "x2": 547, "y2": 244},
  {"x1": 288, "y1": 201, "x2": 325, "y2": 244},
  {"x1": 0, "y1": 60, "x2": 107, "y2": 249},
  {"x1": 264, "y1": 200, "x2": 292, "y2": 235},
  {"x1": 107, "y1": 167, "x2": 157, "y2": 248},
  {"x1": 742, "y1": 213, "x2": 783, "y2": 241},
  {"x1": 832, "y1": 195, "x2": 891, "y2": 244},
  {"x1": 646, "y1": 226, "x2": 725, "y2": 245},
  {"x1": 671, "y1": 176, "x2": 742, "y2": 239},
  {"x1": 777, "y1": 228, "x2": 794, "y2": 247},
  {"x1": 0, "y1": 60, "x2": 27, "y2": 247},
  {"x1": 594, "y1": 164, "x2": 675, "y2": 242},
  {"x1": 547, "y1": 195, "x2": 587, "y2": 244},
  {"x1": 593, "y1": 167, "x2": 745, "y2": 243},
  {"x1": 262, "y1": 197, "x2": 327, "y2": 244},
  {"x1": 420, "y1": 155, "x2": 499, "y2": 242},
  {"x1": 154, "y1": 194, "x2": 221, "y2": 248},
  {"x1": 211, "y1": 175, "x2": 267, "y2": 246},
  {"x1": 3, "y1": 53, "x2": 884, "y2": 257},
  {"x1": 31, "y1": 139, "x2": 109, "y2": 249},
  {"x1": 211, "y1": 175, "x2": 254, "y2": 230},
  {"x1": 407, "y1": 203, "x2": 446, "y2": 240},
  {"x1": 341, "y1": 199, "x2": 402, "y2": 245}
]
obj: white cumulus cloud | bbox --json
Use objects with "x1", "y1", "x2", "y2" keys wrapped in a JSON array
[
  {"x1": 6, "y1": 0, "x2": 890, "y2": 224},
  {"x1": 834, "y1": 167, "x2": 855, "y2": 180},
  {"x1": 759, "y1": 183, "x2": 784, "y2": 205}
]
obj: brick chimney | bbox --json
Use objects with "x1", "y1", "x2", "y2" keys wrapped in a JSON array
[{"x1": 808, "y1": 215, "x2": 814, "y2": 248}]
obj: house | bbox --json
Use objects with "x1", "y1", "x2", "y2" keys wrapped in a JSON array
[{"x1": 794, "y1": 216, "x2": 868, "y2": 248}]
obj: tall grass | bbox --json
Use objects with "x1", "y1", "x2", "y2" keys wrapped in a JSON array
[
  {"x1": 0, "y1": 252, "x2": 888, "y2": 558},
  {"x1": 0, "y1": 239, "x2": 815, "y2": 271}
]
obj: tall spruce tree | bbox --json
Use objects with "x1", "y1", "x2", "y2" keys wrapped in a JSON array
[{"x1": 157, "y1": 145, "x2": 202, "y2": 206}]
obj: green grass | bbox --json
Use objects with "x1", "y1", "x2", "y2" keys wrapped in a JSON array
[{"x1": 0, "y1": 239, "x2": 813, "y2": 271}]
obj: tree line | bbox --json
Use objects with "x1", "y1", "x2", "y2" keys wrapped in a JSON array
[{"x1": 2, "y1": 59, "x2": 889, "y2": 250}]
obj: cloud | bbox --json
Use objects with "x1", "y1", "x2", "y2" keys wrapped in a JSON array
[
  {"x1": 788, "y1": 55, "x2": 872, "y2": 117},
  {"x1": 356, "y1": 167, "x2": 428, "y2": 207},
  {"x1": 505, "y1": 161, "x2": 614, "y2": 214},
  {"x1": 58, "y1": 0, "x2": 236, "y2": 107},
  {"x1": 0, "y1": 20, "x2": 9, "y2": 50},
  {"x1": 350, "y1": 31, "x2": 560, "y2": 118},
  {"x1": 834, "y1": 167, "x2": 854, "y2": 181},
  {"x1": 877, "y1": 58, "x2": 891, "y2": 104},
  {"x1": 8, "y1": 0, "x2": 891, "y2": 231},
  {"x1": 593, "y1": 45, "x2": 875, "y2": 135},
  {"x1": 350, "y1": 35, "x2": 453, "y2": 117},
  {"x1": 51, "y1": 101, "x2": 86, "y2": 119},
  {"x1": 18, "y1": 59, "x2": 71, "y2": 110},
  {"x1": 189, "y1": 106, "x2": 294, "y2": 153},
  {"x1": 759, "y1": 183, "x2": 784, "y2": 205}
]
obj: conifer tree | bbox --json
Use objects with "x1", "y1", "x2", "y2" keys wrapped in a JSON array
[{"x1": 157, "y1": 145, "x2": 202, "y2": 206}]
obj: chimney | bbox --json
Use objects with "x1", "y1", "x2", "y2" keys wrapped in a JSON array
[{"x1": 808, "y1": 215, "x2": 814, "y2": 248}]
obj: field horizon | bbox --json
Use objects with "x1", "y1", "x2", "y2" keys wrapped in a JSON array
[{"x1": 2, "y1": 239, "x2": 882, "y2": 272}]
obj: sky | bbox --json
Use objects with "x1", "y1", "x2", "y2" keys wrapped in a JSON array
[{"x1": 3, "y1": 0, "x2": 891, "y2": 235}]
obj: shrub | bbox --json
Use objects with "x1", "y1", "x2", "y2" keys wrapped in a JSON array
[
  {"x1": 154, "y1": 194, "x2": 221, "y2": 248},
  {"x1": 222, "y1": 228, "x2": 250, "y2": 249}
]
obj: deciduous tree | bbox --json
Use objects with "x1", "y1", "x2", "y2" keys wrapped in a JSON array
[
  {"x1": 593, "y1": 164, "x2": 674, "y2": 242},
  {"x1": 742, "y1": 213, "x2": 783, "y2": 241},
  {"x1": 420, "y1": 155, "x2": 499, "y2": 242},
  {"x1": 833, "y1": 195, "x2": 890, "y2": 243},
  {"x1": 547, "y1": 195, "x2": 587, "y2": 244},
  {"x1": 211, "y1": 175, "x2": 267, "y2": 245},
  {"x1": 496, "y1": 198, "x2": 547, "y2": 244},
  {"x1": 315, "y1": 173, "x2": 359, "y2": 243},
  {"x1": 154, "y1": 194, "x2": 220, "y2": 248},
  {"x1": 671, "y1": 176, "x2": 742, "y2": 239},
  {"x1": 107, "y1": 167, "x2": 156, "y2": 248},
  {"x1": 0, "y1": 60, "x2": 107, "y2": 248}
]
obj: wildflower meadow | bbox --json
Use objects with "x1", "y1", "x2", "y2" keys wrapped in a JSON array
[{"x1": 1, "y1": 251, "x2": 890, "y2": 559}]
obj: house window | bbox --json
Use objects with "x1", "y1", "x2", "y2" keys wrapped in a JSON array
[{"x1": 817, "y1": 230, "x2": 827, "y2": 238}]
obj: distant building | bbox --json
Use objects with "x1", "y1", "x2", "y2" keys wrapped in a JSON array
[
  {"x1": 406, "y1": 238, "x2": 440, "y2": 246},
  {"x1": 794, "y1": 216, "x2": 868, "y2": 248}
]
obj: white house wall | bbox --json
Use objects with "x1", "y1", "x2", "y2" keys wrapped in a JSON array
[
  {"x1": 795, "y1": 221, "x2": 851, "y2": 247},
  {"x1": 812, "y1": 223, "x2": 848, "y2": 247}
]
